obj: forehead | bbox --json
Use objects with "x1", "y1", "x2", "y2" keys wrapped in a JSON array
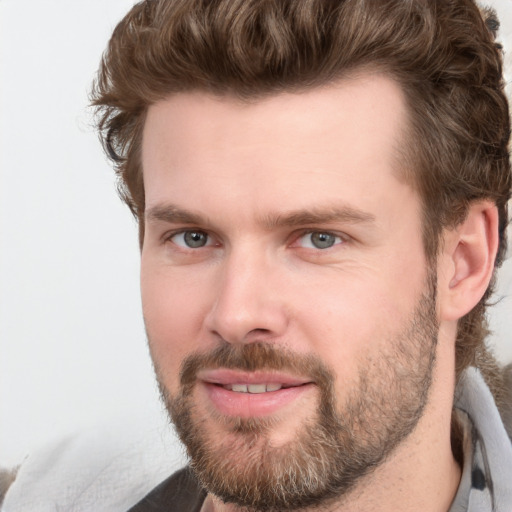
[{"x1": 141, "y1": 73, "x2": 413, "y2": 220}]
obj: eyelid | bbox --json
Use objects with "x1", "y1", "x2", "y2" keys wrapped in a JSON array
[
  {"x1": 163, "y1": 228, "x2": 217, "y2": 248},
  {"x1": 160, "y1": 227, "x2": 348, "y2": 248},
  {"x1": 291, "y1": 229, "x2": 348, "y2": 249}
]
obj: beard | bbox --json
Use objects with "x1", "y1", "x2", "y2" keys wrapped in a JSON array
[{"x1": 153, "y1": 278, "x2": 438, "y2": 512}]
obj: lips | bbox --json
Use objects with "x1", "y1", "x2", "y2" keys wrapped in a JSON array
[{"x1": 197, "y1": 369, "x2": 314, "y2": 418}]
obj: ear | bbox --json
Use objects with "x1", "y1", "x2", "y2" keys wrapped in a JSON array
[{"x1": 437, "y1": 201, "x2": 499, "y2": 322}]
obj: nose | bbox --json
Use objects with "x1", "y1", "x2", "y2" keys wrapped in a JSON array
[{"x1": 204, "y1": 247, "x2": 289, "y2": 345}]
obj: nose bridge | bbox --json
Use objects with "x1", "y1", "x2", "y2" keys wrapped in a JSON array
[{"x1": 205, "y1": 242, "x2": 287, "y2": 344}]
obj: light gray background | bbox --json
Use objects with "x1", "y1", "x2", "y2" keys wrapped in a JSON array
[{"x1": 1, "y1": 0, "x2": 511, "y2": 468}]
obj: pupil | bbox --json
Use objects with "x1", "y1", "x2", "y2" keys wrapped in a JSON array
[
  {"x1": 311, "y1": 232, "x2": 335, "y2": 249},
  {"x1": 184, "y1": 231, "x2": 207, "y2": 248}
]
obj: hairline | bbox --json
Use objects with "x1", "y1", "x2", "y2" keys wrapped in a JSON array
[{"x1": 136, "y1": 67, "x2": 427, "y2": 249}]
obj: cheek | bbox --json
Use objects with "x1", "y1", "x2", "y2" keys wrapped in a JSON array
[
  {"x1": 141, "y1": 266, "x2": 213, "y2": 391},
  {"x1": 294, "y1": 266, "x2": 425, "y2": 380},
  {"x1": 296, "y1": 286, "x2": 384, "y2": 375}
]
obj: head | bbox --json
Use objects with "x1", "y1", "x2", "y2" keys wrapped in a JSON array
[
  {"x1": 92, "y1": 0, "x2": 511, "y2": 509},
  {"x1": 93, "y1": 0, "x2": 510, "y2": 382}
]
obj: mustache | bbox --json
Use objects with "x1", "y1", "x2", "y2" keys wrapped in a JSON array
[{"x1": 179, "y1": 342, "x2": 335, "y2": 394}]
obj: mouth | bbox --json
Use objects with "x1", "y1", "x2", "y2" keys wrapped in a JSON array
[
  {"x1": 221, "y1": 382, "x2": 299, "y2": 393},
  {"x1": 197, "y1": 369, "x2": 315, "y2": 418}
]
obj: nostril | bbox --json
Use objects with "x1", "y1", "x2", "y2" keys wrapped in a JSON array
[{"x1": 248, "y1": 328, "x2": 272, "y2": 336}]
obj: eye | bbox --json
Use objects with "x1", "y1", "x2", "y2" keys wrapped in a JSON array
[
  {"x1": 297, "y1": 231, "x2": 343, "y2": 250},
  {"x1": 170, "y1": 230, "x2": 211, "y2": 249}
]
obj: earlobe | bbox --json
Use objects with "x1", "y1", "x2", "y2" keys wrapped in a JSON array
[{"x1": 439, "y1": 201, "x2": 499, "y2": 321}]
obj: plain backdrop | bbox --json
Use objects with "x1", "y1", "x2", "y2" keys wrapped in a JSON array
[{"x1": 1, "y1": 0, "x2": 512, "y2": 469}]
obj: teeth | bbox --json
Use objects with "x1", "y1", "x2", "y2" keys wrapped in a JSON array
[
  {"x1": 248, "y1": 384, "x2": 266, "y2": 394},
  {"x1": 224, "y1": 383, "x2": 284, "y2": 393}
]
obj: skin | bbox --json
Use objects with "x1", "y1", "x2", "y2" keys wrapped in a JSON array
[{"x1": 140, "y1": 73, "x2": 498, "y2": 511}]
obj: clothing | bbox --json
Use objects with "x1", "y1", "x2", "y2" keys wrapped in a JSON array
[
  {"x1": 448, "y1": 368, "x2": 512, "y2": 511},
  {"x1": 127, "y1": 467, "x2": 205, "y2": 512},
  {"x1": 127, "y1": 368, "x2": 512, "y2": 512},
  {"x1": 3, "y1": 368, "x2": 511, "y2": 511},
  {"x1": 1, "y1": 414, "x2": 187, "y2": 512}
]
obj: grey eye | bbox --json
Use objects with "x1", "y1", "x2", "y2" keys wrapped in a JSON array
[
  {"x1": 184, "y1": 231, "x2": 208, "y2": 248},
  {"x1": 173, "y1": 231, "x2": 210, "y2": 248},
  {"x1": 296, "y1": 231, "x2": 342, "y2": 249},
  {"x1": 310, "y1": 232, "x2": 337, "y2": 249}
]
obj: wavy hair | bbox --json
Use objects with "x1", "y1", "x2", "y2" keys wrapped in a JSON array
[{"x1": 92, "y1": 0, "x2": 511, "y2": 392}]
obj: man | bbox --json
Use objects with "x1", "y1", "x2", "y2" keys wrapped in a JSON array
[{"x1": 91, "y1": 0, "x2": 512, "y2": 511}]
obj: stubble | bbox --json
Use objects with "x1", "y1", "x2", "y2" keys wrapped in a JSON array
[{"x1": 153, "y1": 278, "x2": 438, "y2": 512}]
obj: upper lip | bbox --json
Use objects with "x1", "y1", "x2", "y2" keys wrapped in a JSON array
[{"x1": 198, "y1": 369, "x2": 312, "y2": 387}]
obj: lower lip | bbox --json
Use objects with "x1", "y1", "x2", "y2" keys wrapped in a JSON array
[{"x1": 201, "y1": 382, "x2": 314, "y2": 418}]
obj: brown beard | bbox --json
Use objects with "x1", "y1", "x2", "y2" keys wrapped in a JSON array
[{"x1": 154, "y1": 281, "x2": 438, "y2": 512}]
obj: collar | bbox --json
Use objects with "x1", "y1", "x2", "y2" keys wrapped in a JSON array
[{"x1": 449, "y1": 368, "x2": 512, "y2": 512}]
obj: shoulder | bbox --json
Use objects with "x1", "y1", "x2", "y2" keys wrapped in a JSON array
[
  {"x1": 499, "y1": 362, "x2": 512, "y2": 440},
  {"x1": 127, "y1": 467, "x2": 206, "y2": 512},
  {"x1": 1, "y1": 419, "x2": 184, "y2": 512}
]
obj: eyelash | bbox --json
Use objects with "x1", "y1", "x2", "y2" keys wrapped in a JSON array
[
  {"x1": 293, "y1": 230, "x2": 346, "y2": 250},
  {"x1": 163, "y1": 228, "x2": 347, "y2": 251},
  {"x1": 164, "y1": 229, "x2": 214, "y2": 249}
]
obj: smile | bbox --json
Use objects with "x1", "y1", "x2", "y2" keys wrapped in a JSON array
[
  {"x1": 222, "y1": 383, "x2": 285, "y2": 393},
  {"x1": 197, "y1": 370, "x2": 315, "y2": 418}
]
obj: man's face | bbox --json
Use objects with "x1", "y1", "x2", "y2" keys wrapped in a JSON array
[{"x1": 141, "y1": 74, "x2": 439, "y2": 510}]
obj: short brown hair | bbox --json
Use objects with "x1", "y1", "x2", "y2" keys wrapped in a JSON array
[{"x1": 92, "y1": 0, "x2": 511, "y2": 385}]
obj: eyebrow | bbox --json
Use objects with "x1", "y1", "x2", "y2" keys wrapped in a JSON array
[
  {"x1": 261, "y1": 206, "x2": 375, "y2": 229},
  {"x1": 145, "y1": 203, "x2": 376, "y2": 229},
  {"x1": 146, "y1": 204, "x2": 205, "y2": 225}
]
